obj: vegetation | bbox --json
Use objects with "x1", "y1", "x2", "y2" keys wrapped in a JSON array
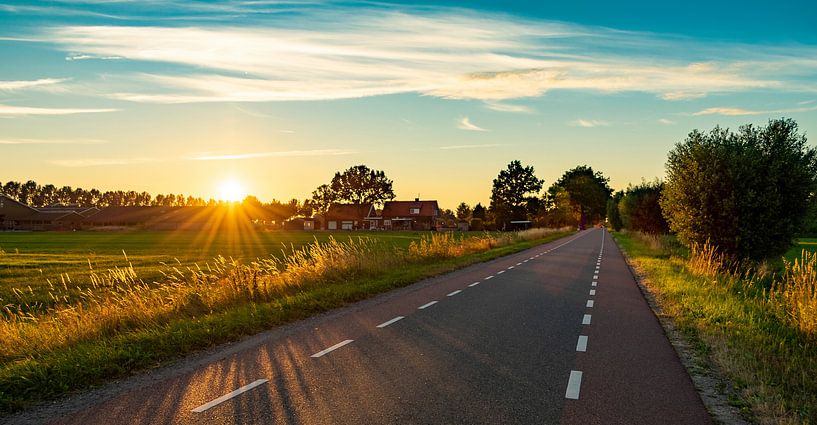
[
  {"x1": 546, "y1": 165, "x2": 612, "y2": 227},
  {"x1": 618, "y1": 180, "x2": 668, "y2": 234},
  {"x1": 0, "y1": 228, "x2": 571, "y2": 415},
  {"x1": 606, "y1": 191, "x2": 624, "y2": 231},
  {"x1": 662, "y1": 118, "x2": 817, "y2": 261},
  {"x1": 616, "y1": 231, "x2": 817, "y2": 424},
  {"x1": 310, "y1": 165, "x2": 396, "y2": 213},
  {"x1": 489, "y1": 160, "x2": 544, "y2": 229}
]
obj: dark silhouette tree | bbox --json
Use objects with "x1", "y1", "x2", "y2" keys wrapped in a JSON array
[
  {"x1": 455, "y1": 202, "x2": 472, "y2": 221},
  {"x1": 662, "y1": 118, "x2": 817, "y2": 261},
  {"x1": 310, "y1": 165, "x2": 395, "y2": 213},
  {"x1": 619, "y1": 181, "x2": 668, "y2": 234},
  {"x1": 490, "y1": 160, "x2": 544, "y2": 230},
  {"x1": 548, "y1": 166, "x2": 612, "y2": 228},
  {"x1": 606, "y1": 191, "x2": 624, "y2": 231}
]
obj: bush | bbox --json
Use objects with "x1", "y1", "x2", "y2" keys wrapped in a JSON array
[
  {"x1": 661, "y1": 118, "x2": 817, "y2": 261},
  {"x1": 619, "y1": 180, "x2": 668, "y2": 234}
]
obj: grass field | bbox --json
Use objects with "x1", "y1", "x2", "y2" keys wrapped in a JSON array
[
  {"x1": 0, "y1": 230, "x2": 430, "y2": 313},
  {"x1": 787, "y1": 237, "x2": 817, "y2": 262}
]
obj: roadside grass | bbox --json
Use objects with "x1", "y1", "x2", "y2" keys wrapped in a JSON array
[
  {"x1": 0, "y1": 230, "x2": 439, "y2": 313},
  {"x1": 614, "y1": 232, "x2": 817, "y2": 424},
  {"x1": 0, "y1": 228, "x2": 571, "y2": 415},
  {"x1": 786, "y1": 238, "x2": 817, "y2": 263}
]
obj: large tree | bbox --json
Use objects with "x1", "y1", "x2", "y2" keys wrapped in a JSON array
[
  {"x1": 661, "y1": 118, "x2": 817, "y2": 261},
  {"x1": 310, "y1": 165, "x2": 395, "y2": 213},
  {"x1": 489, "y1": 160, "x2": 544, "y2": 230},
  {"x1": 548, "y1": 166, "x2": 612, "y2": 228},
  {"x1": 619, "y1": 180, "x2": 668, "y2": 234}
]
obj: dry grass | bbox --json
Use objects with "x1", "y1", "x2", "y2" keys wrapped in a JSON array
[{"x1": 773, "y1": 250, "x2": 817, "y2": 336}]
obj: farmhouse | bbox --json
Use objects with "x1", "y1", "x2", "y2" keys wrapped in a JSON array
[
  {"x1": 381, "y1": 199, "x2": 440, "y2": 231},
  {"x1": 0, "y1": 194, "x2": 86, "y2": 230},
  {"x1": 324, "y1": 203, "x2": 374, "y2": 230}
]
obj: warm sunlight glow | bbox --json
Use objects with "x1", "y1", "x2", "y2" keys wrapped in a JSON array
[{"x1": 216, "y1": 179, "x2": 246, "y2": 202}]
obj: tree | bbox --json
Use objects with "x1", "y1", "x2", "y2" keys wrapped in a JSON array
[
  {"x1": 618, "y1": 181, "x2": 668, "y2": 234},
  {"x1": 548, "y1": 166, "x2": 612, "y2": 228},
  {"x1": 606, "y1": 191, "x2": 624, "y2": 231},
  {"x1": 455, "y1": 202, "x2": 472, "y2": 221},
  {"x1": 489, "y1": 160, "x2": 544, "y2": 230},
  {"x1": 310, "y1": 165, "x2": 395, "y2": 213},
  {"x1": 661, "y1": 118, "x2": 817, "y2": 261},
  {"x1": 472, "y1": 203, "x2": 486, "y2": 220}
]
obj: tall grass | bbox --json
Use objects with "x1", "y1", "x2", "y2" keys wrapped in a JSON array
[
  {"x1": 1, "y1": 228, "x2": 564, "y2": 366},
  {"x1": 773, "y1": 250, "x2": 817, "y2": 336}
]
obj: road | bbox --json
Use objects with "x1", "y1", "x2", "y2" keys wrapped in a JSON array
[{"x1": 20, "y1": 228, "x2": 712, "y2": 424}]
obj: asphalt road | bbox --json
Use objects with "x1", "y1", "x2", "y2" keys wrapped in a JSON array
[{"x1": 19, "y1": 228, "x2": 712, "y2": 424}]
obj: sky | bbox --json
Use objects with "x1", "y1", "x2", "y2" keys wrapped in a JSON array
[{"x1": 1, "y1": 0, "x2": 816, "y2": 209}]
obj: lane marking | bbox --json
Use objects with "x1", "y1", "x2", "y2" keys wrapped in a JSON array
[
  {"x1": 468, "y1": 281, "x2": 480, "y2": 287},
  {"x1": 311, "y1": 340, "x2": 354, "y2": 358},
  {"x1": 523, "y1": 259, "x2": 529, "y2": 263},
  {"x1": 191, "y1": 379, "x2": 269, "y2": 413},
  {"x1": 593, "y1": 274, "x2": 599, "y2": 279},
  {"x1": 484, "y1": 275, "x2": 494, "y2": 280},
  {"x1": 447, "y1": 290, "x2": 462, "y2": 297},
  {"x1": 516, "y1": 262, "x2": 523, "y2": 266},
  {"x1": 507, "y1": 266, "x2": 514, "y2": 270},
  {"x1": 497, "y1": 270, "x2": 505, "y2": 274},
  {"x1": 576, "y1": 335, "x2": 588, "y2": 352},
  {"x1": 592, "y1": 282, "x2": 597, "y2": 287},
  {"x1": 529, "y1": 257, "x2": 535, "y2": 260},
  {"x1": 582, "y1": 314, "x2": 592, "y2": 325},
  {"x1": 418, "y1": 300, "x2": 438, "y2": 309},
  {"x1": 586, "y1": 300, "x2": 594, "y2": 308},
  {"x1": 589, "y1": 289, "x2": 596, "y2": 296},
  {"x1": 565, "y1": 370, "x2": 583, "y2": 400},
  {"x1": 376, "y1": 316, "x2": 404, "y2": 328}
]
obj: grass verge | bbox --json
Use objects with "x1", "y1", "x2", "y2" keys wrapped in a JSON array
[
  {"x1": 0, "y1": 229, "x2": 571, "y2": 416},
  {"x1": 614, "y1": 232, "x2": 817, "y2": 424}
]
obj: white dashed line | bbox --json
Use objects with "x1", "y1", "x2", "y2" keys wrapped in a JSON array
[
  {"x1": 507, "y1": 266, "x2": 514, "y2": 270},
  {"x1": 565, "y1": 370, "x2": 583, "y2": 399},
  {"x1": 529, "y1": 257, "x2": 535, "y2": 260},
  {"x1": 589, "y1": 289, "x2": 596, "y2": 296},
  {"x1": 523, "y1": 260, "x2": 529, "y2": 263},
  {"x1": 497, "y1": 270, "x2": 505, "y2": 274},
  {"x1": 586, "y1": 300, "x2": 594, "y2": 308},
  {"x1": 484, "y1": 276, "x2": 494, "y2": 280},
  {"x1": 191, "y1": 379, "x2": 268, "y2": 413},
  {"x1": 592, "y1": 282, "x2": 597, "y2": 287},
  {"x1": 576, "y1": 335, "x2": 588, "y2": 352},
  {"x1": 376, "y1": 316, "x2": 405, "y2": 328},
  {"x1": 593, "y1": 274, "x2": 599, "y2": 279},
  {"x1": 418, "y1": 301, "x2": 438, "y2": 309},
  {"x1": 447, "y1": 290, "x2": 462, "y2": 297},
  {"x1": 468, "y1": 281, "x2": 480, "y2": 287},
  {"x1": 516, "y1": 262, "x2": 522, "y2": 266},
  {"x1": 311, "y1": 340, "x2": 354, "y2": 358},
  {"x1": 582, "y1": 314, "x2": 592, "y2": 325}
]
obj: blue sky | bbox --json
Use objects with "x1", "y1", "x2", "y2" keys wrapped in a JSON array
[{"x1": 1, "y1": 0, "x2": 816, "y2": 207}]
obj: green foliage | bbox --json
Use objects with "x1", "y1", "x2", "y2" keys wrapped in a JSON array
[
  {"x1": 489, "y1": 160, "x2": 544, "y2": 230},
  {"x1": 606, "y1": 191, "x2": 624, "y2": 231},
  {"x1": 661, "y1": 118, "x2": 817, "y2": 261},
  {"x1": 455, "y1": 202, "x2": 472, "y2": 221},
  {"x1": 472, "y1": 203, "x2": 486, "y2": 220},
  {"x1": 618, "y1": 180, "x2": 668, "y2": 234},
  {"x1": 310, "y1": 165, "x2": 396, "y2": 213},
  {"x1": 547, "y1": 165, "x2": 612, "y2": 227}
]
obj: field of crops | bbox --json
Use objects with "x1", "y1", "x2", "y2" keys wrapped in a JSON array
[{"x1": 0, "y1": 230, "x2": 431, "y2": 311}]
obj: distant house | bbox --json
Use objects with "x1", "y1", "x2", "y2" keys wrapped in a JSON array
[
  {"x1": 324, "y1": 203, "x2": 374, "y2": 230},
  {"x1": 283, "y1": 217, "x2": 317, "y2": 231},
  {"x1": 381, "y1": 199, "x2": 440, "y2": 231},
  {"x1": 0, "y1": 194, "x2": 85, "y2": 230}
]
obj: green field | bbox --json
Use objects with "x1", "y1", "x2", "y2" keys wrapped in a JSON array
[
  {"x1": 787, "y1": 238, "x2": 817, "y2": 262},
  {"x1": 0, "y1": 230, "x2": 432, "y2": 312}
]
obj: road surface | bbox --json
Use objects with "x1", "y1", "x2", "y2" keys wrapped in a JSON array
[{"x1": 17, "y1": 228, "x2": 712, "y2": 424}]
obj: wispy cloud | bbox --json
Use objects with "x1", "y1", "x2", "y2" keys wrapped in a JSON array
[
  {"x1": 65, "y1": 53, "x2": 122, "y2": 61},
  {"x1": 33, "y1": 7, "x2": 816, "y2": 103},
  {"x1": 570, "y1": 119, "x2": 609, "y2": 128},
  {"x1": 457, "y1": 117, "x2": 488, "y2": 131},
  {"x1": 484, "y1": 101, "x2": 533, "y2": 113},
  {"x1": 692, "y1": 104, "x2": 817, "y2": 116},
  {"x1": 439, "y1": 144, "x2": 501, "y2": 150},
  {"x1": 0, "y1": 104, "x2": 119, "y2": 116},
  {"x1": 188, "y1": 149, "x2": 353, "y2": 161},
  {"x1": 49, "y1": 157, "x2": 158, "y2": 167},
  {"x1": 0, "y1": 78, "x2": 68, "y2": 90},
  {"x1": 0, "y1": 138, "x2": 106, "y2": 145},
  {"x1": 658, "y1": 118, "x2": 675, "y2": 125}
]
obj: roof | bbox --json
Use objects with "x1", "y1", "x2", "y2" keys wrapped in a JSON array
[
  {"x1": 381, "y1": 200, "x2": 439, "y2": 218},
  {"x1": 325, "y1": 203, "x2": 373, "y2": 221}
]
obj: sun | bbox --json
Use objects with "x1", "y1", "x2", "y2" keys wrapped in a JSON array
[{"x1": 216, "y1": 179, "x2": 246, "y2": 203}]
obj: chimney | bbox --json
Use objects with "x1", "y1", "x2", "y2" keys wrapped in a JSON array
[{"x1": 415, "y1": 197, "x2": 419, "y2": 202}]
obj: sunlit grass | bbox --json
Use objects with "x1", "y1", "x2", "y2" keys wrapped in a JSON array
[
  {"x1": 616, "y1": 231, "x2": 817, "y2": 424},
  {"x1": 0, "y1": 227, "x2": 570, "y2": 415}
]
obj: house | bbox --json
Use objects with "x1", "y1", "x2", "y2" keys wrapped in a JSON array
[
  {"x1": 283, "y1": 217, "x2": 317, "y2": 231},
  {"x1": 381, "y1": 198, "x2": 440, "y2": 231},
  {"x1": 0, "y1": 194, "x2": 85, "y2": 230},
  {"x1": 324, "y1": 203, "x2": 374, "y2": 230}
]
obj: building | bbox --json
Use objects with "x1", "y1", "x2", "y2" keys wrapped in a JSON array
[
  {"x1": 0, "y1": 194, "x2": 86, "y2": 230},
  {"x1": 324, "y1": 203, "x2": 374, "y2": 230},
  {"x1": 381, "y1": 199, "x2": 440, "y2": 231}
]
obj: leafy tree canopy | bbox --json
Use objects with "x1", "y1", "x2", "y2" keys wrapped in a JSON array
[
  {"x1": 455, "y1": 202, "x2": 472, "y2": 221},
  {"x1": 661, "y1": 118, "x2": 817, "y2": 261},
  {"x1": 489, "y1": 160, "x2": 544, "y2": 228},
  {"x1": 619, "y1": 180, "x2": 668, "y2": 234},
  {"x1": 310, "y1": 165, "x2": 396, "y2": 213},
  {"x1": 548, "y1": 165, "x2": 612, "y2": 226}
]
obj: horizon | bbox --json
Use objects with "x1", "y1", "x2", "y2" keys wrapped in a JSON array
[{"x1": 2, "y1": 1, "x2": 816, "y2": 209}]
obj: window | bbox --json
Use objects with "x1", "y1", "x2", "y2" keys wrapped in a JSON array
[{"x1": 410, "y1": 208, "x2": 420, "y2": 215}]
